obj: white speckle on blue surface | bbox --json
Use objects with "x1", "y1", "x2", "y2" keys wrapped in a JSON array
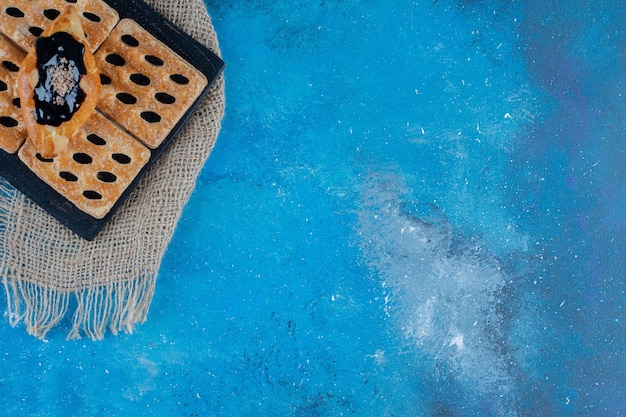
[{"x1": 1, "y1": 0, "x2": 625, "y2": 416}]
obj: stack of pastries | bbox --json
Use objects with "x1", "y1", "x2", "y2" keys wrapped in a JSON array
[{"x1": 0, "y1": 1, "x2": 207, "y2": 219}]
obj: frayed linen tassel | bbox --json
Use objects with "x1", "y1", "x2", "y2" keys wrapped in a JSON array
[
  {"x1": 68, "y1": 274, "x2": 156, "y2": 340},
  {"x1": 3, "y1": 277, "x2": 71, "y2": 339},
  {"x1": 3, "y1": 273, "x2": 156, "y2": 340}
]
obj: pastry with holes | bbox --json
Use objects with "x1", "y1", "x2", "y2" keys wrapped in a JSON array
[
  {"x1": 0, "y1": 0, "x2": 119, "y2": 52},
  {"x1": 95, "y1": 18, "x2": 208, "y2": 149},
  {"x1": 0, "y1": 34, "x2": 26, "y2": 154},
  {"x1": 17, "y1": 6, "x2": 101, "y2": 158},
  {"x1": 18, "y1": 110, "x2": 151, "y2": 219}
]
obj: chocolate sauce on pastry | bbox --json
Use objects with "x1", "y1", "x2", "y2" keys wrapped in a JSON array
[{"x1": 34, "y1": 31, "x2": 87, "y2": 126}]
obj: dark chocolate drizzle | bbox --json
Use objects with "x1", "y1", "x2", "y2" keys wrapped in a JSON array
[{"x1": 33, "y1": 32, "x2": 87, "y2": 126}]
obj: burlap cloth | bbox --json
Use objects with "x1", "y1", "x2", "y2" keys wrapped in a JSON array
[{"x1": 0, "y1": 0, "x2": 225, "y2": 340}]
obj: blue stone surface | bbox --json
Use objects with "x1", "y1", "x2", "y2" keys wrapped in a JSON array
[{"x1": 0, "y1": 0, "x2": 624, "y2": 415}]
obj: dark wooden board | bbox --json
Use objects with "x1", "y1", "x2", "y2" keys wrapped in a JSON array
[{"x1": 0, "y1": 0, "x2": 225, "y2": 240}]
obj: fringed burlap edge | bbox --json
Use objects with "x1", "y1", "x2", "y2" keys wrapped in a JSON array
[{"x1": 2, "y1": 270, "x2": 156, "y2": 340}]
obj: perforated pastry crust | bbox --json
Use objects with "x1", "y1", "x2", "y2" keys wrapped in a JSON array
[
  {"x1": 0, "y1": 0, "x2": 119, "y2": 52},
  {"x1": 1, "y1": 5, "x2": 212, "y2": 224},
  {"x1": 95, "y1": 18, "x2": 208, "y2": 149},
  {"x1": 18, "y1": 110, "x2": 151, "y2": 219},
  {"x1": 0, "y1": 34, "x2": 26, "y2": 154}
]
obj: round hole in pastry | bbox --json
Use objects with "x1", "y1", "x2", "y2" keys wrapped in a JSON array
[
  {"x1": 0, "y1": 80, "x2": 7, "y2": 91},
  {"x1": 0, "y1": 116, "x2": 18, "y2": 128},
  {"x1": 144, "y1": 55, "x2": 164, "y2": 66},
  {"x1": 73, "y1": 152, "x2": 93, "y2": 164},
  {"x1": 116, "y1": 92, "x2": 137, "y2": 105},
  {"x1": 112, "y1": 153, "x2": 131, "y2": 164},
  {"x1": 12, "y1": 98, "x2": 20, "y2": 108},
  {"x1": 155, "y1": 92, "x2": 176, "y2": 105},
  {"x1": 130, "y1": 73, "x2": 150, "y2": 86},
  {"x1": 97, "y1": 171, "x2": 117, "y2": 183},
  {"x1": 2, "y1": 61, "x2": 19, "y2": 72},
  {"x1": 100, "y1": 73, "x2": 112, "y2": 85},
  {"x1": 82, "y1": 12, "x2": 101, "y2": 23},
  {"x1": 87, "y1": 133, "x2": 106, "y2": 145},
  {"x1": 169, "y1": 74, "x2": 189, "y2": 85},
  {"x1": 105, "y1": 53, "x2": 125, "y2": 66},
  {"x1": 29, "y1": 26, "x2": 44, "y2": 37},
  {"x1": 36, "y1": 153, "x2": 54, "y2": 163},
  {"x1": 140, "y1": 111, "x2": 161, "y2": 124},
  {"x1": 5, "y1": 7, "x2": 25, "y2": 18},
  {"x1": 59, "y1": 171, "x2": 78, "y2": 182},
  {"x1": 83, "y1": 190, "x2": 102, "y2": 200},
  {"x1": 121, "y1": 35, "x2": 139, "y2": 47},
  {"x1": 43, "y1": 9, "x2": 61, "y2": 20}
]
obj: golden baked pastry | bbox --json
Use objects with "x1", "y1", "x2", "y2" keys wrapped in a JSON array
[
  {"x1": 0, "y1": 0, "x2": 119, "y2": 52},
  {"x1": 18, "y1": 110, "x2": 151, "y2": 219},
  {"x1": 17, "y1": 6, "x2": 101, "y2": 158},
  {"x1": 95, "y1": 18, "x2": 208, "y2": 149},
  {"x1": 4, "y1": 4, "x2": 210, "y2": 224},
  {"x1": 0, "y1": 34, "x2": 27, "y2": 154}
]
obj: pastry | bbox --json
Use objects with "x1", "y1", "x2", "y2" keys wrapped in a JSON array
[
  {"x1": 17, "y1": 6, "x2": 101, "y2": 158},
  {"x1": 3, "y1": 3, "x2": 211, "y2": 224},
  {"x1": 94, "y1": 18, "x2": 208, "y2": 149},
  {"x1": 18, "y1": 109, "x2": 151, "y2": 219},
  {"x1": 0, "y1": 0, "x2": 119, "y2": 52},
  {"x1": 0, "y1": 34, "x2": 27, "y2": 154}
]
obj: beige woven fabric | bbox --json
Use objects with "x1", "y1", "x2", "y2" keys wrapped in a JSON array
[{"x1": 0, "y1": 0, "x2": 225, "y2": 340}]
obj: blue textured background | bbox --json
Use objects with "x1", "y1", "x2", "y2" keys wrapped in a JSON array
[{"x1": 0, "y1": 0, "x2": 624, "y2": 415}]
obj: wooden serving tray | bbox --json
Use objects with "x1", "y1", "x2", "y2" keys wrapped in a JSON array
[{"x1": 0, "y1": 0, "x2": 225, "y2": 240}]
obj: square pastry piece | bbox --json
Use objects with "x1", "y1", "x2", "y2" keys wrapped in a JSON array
[
  {"x1": 95, "y1": 18, "x2": 208, "y2": 149},
  {"x1": 0, "y1": 34, "x2": 26, "y2": 154},
  {"x1": 0, "y1": 0, "x2": 119, "y2": 51},
  {"x1": 18, "y1": 111, "x2": 151, "y2": 219}
]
